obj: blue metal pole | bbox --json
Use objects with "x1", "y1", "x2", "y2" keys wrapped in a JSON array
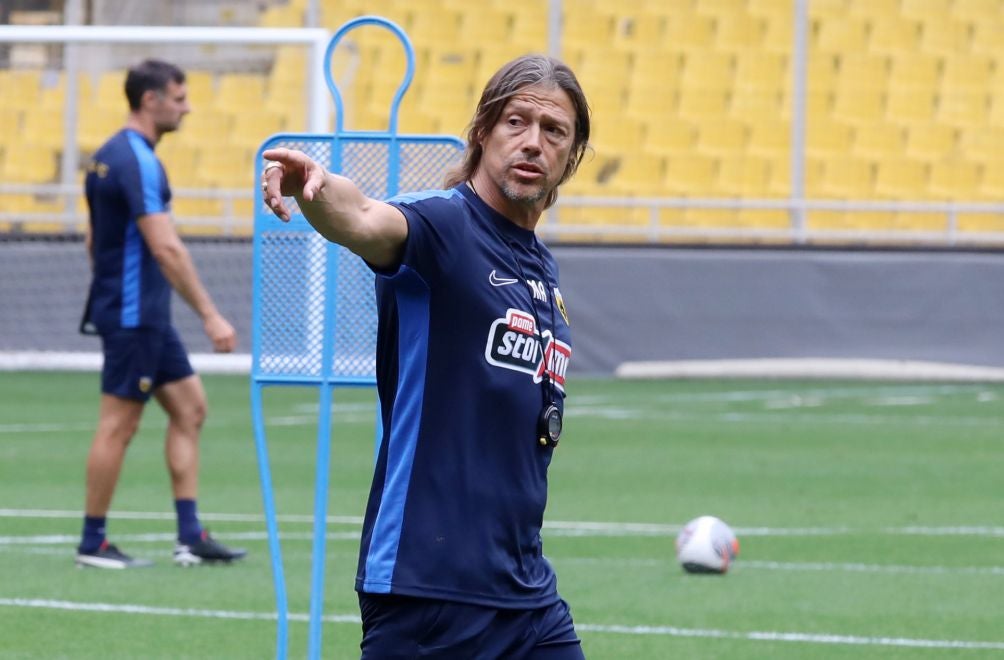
[{"x1": 251, "y1": 382, "x2": 289, "y2": 660}]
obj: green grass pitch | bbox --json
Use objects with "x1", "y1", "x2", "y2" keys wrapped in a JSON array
[{"x1": 1, "y1": 371, "x2": 1002, "y2": 658}]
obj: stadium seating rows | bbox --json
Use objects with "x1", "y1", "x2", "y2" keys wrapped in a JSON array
[{"x1": 1, "y1": 0, "x2": 1003, "y2": 240}]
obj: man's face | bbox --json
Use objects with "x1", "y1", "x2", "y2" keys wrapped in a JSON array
[
  {"x1": 148, "y1": 80, "x2": 190, "y2": 134},
  {"x1": 478, "y1": 83, "x2": 576, "y2": 207}
]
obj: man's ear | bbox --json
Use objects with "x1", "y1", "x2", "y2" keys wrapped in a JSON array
[{"x1": 140, "y1": 89, "x2": 160, "y2": 110}]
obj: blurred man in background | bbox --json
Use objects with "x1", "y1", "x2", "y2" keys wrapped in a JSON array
[{"x1": 76, "y1": 59, "x2": 245, "y2": 569}]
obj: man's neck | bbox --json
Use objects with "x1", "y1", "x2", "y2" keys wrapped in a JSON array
[
  {"x1": 467, "y1": 175, "x2": 544, "y2": 232},
  {"x1": 125, "y1": 115, "x2": 160, "y2": 145}
]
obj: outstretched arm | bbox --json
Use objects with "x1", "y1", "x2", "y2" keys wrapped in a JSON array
[{"x1": 261, "y1": 147, "x2": 408, "y2": 270}]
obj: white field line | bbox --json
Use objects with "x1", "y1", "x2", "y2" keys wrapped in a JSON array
[
  {"x1": 2, "y1": 509, "x2": 1003, "y2": 539},
  {"x1": 1, "y1": 597, "x2": 1002, "y2": 652},
  {"x1": 0, "y1": 531, "x2": 361, "y2": 545},
  {"x1": 557, "y1": 557, "x2": 1004, "y2": 576}
]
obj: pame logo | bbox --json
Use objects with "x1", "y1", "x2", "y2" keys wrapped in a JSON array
[{"x1": 484, "y1": 309, "x2": 571, "y2": 388}]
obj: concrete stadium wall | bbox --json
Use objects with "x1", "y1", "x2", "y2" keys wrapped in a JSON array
[{"x1": 2, "y1": 238, "x2": 1003, "y2": 374}]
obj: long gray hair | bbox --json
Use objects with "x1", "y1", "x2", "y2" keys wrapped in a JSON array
[{"x1": 444, "y1": 54, "x2": 591, "y2": 209}]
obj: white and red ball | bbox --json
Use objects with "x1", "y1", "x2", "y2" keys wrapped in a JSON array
[{"x1": 675, "y1": 515, "x2": 740, "y2": 574}]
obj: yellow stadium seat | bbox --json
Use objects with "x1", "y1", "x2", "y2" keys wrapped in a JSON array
[
  {"x1": 561, "y1": 151, "x2": 617, "y2": 196},
  {"x1": 773, "y1": 156, "x2": 823, "y2": 197},
  {"x1": 970, "y1": 20, "x2": 1004, "y2": 56},
  {"x1": 642, "y1": 119, "x2": 695, "y2": 157},
  {"x1": 808, "y1": 0, "x2": 850, "y2": 22},
  {"x1": 612, "y1": 11, "x2": 665, "y2": 50},
  {"x1": 758, "y1": 8, "x2": 794, "y2": 53},
  {"x1": 957, "y1": 213, "x2": 1004, "y2": 234},
  {"x1": 805, "y1": 54, "x2": 837, "y2": 94},
  {"x1": 259, "y1": 3, "x2": 303, "y2": 27},
  {"x1": 736, "y1": 209, "x2": 790, "y2": 230},
  {"x1": 0, "y1": 143, "x2": 58, "y2": 183},
  {"x1": 867, "y1": 17, "x2": 921, "y2": 56},
  {"x1": 664, "y1": 14, "x2": 716, "y2": 50},
  {"x1": 852, "y1": 124, "x2": 905, "y2": 160},
  {"x1": 952, "y1": 0, "x2": 1003, "y2": 21},
  {"x1": 941, "y1": 55, "x2": 993, "y2": 95},
  {"x1": 990, "y1": 96, "x2": 1004, "y2": 126},
  {"x1": 408, "y1": 7, "x2": 462, "y2": 44},
  {"x1": 93, "y1": 71, "x2": 126, "y2": 110},
  {"x1": 215, "y1": 74, "x2": 267, "y2": 114},
  {"x1": 21, "y1": 108, "x2": 64, "y2": 150},
  {"x1": 458, "y1": 9, "x2": 514, "y2": 50},
  {"x1": 0, "y1": 69, "x2": 42, "y2": 108},
  {"x1": 507, "y1": 6, "x2": 549, "y2": 52},
  {"x1": 814, "y1": 17, "x2": 870, "y2": 54},
  {"x1": 624, "y1": 85, "x2": 676, "y2": 123},
  {"x1": 717, "y1": 157, "x2": 771, "y2": 196},
  {"x1": 961, "y1": 127, "x2": 1004, "y2": 164},
  {"x1": 562, "y1": 9, "x2": 615, "y2": 50},
  {"x1": 734, "y1": 52, "x2": 788, "y2": 93},
  {"x1": 886, "y1": 89, "x2": 936, "y2": 124},
  {"x1": 628, "y1": 50, "x2": 682, "y2": 96},
  {"x1": 680, "y1": 52, "x2": 733, "y2": 91},
  {"x1": 591, "y1": 117, "x2": 646, "y2": 153},
  {"x1": 836, "y1": 53, "x2": 889, "y2": 92},
  {"x1": 177, "y1": 110, "x2": 232, "y2": 146},
  {"x1": 0, "y1": 107, "x2": 22, "y2": 140},
  {"x1": 746, "y1": 119, "x2": 789, "y2": 158},
  {"x1": 874, "y1": 158, "x2": 928, "y2": 199},
  {"x1": 819, "y1": 156, "x2": 874, "y2": 198},
  {"x1": 901, "y1": 0, "x2": 952, "y2": 23},
  {"x1": 78, "y1": 109, "x2": 125, "y2": 152},
  {"x1": 904, "y1": 124, "x2": 957, "y2": 161},
  {"x1": 832, "y1": 90, "x2": 885, "y2": 125},
  {"x1": 677, "y1": 91, "x2": 729, "y2": 122},
  {"x1": 197, "y1": 145, "x2": 255, "y2": 188},
  {"x1": 231, "y1": 111, "x2": 287, "y2": 145},
  {"x1": 929, "y1": 160, "x2": 980, "y2": 199},
  {"x1": 809, "y1": 211, "x2": 896, "y2": 233},
  {"x1": 157, "y1": 142, "x2": 202, "y2": 187},
  {"x1": 184, "y1": 70, "x2": 215, "y2": 109},
  {"x1": 729, "y1": 90, "x2": 784, "y2": 122},
  {"x1": 936, "y1": 93, "x2": 988, "y2": 128},
  {"x1": 919, "y1": 19, "x2": 971, "y2": 56},
  {"x1": 171, "y1": 197, "x2": 224, "y2": 218},
  {"x1": 980, "y1": 162, "x2": 1004, "y2": 198},
  {"x1": 607, "y1": 153, "x2": 667, "y2": 195},
  {"x1": 715, "y1": 14, "x2": 767, "y2": 51},
  {"x1": 696, "y1": 119, "x2": 748, "y2": 157},
  {"x1": 848, "y1": 0, "x2": 901, "y2": 20},
  {"x1": 663, "y1": 156, "x2": 718, "y2": 196},
  {"x1": 806, "y1": 118, "x2": 853, "y2": 157},
  {"x1": 888, "y1": 54, "x2": 940, "y2": 92}
]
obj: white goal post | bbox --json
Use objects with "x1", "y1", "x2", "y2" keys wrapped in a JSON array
[{"x1": 0, "y1": 24, "x2": 331, "y2": 210}]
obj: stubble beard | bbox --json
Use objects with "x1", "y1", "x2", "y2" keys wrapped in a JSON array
[{"x1": 501, "y1": 177, "x2": 548, "y2": 206}]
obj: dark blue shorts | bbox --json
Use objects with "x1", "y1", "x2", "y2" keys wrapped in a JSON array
[
  {"x1": 100, "y1": 326, "x2": 194, "y2": 402},
  {"x1": 358, "y1": 594, "x2": 585, "y2": 660}
]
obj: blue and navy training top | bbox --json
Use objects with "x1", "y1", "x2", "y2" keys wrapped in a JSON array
[
  {"x1": 84, "y1": 128, "x2": 173, "y2": 333},
  {"x1": 356, "y1": 183, "x2": 573, "y2": 608}
]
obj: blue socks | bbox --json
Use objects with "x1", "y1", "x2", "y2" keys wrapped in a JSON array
[
  {"x1": 79, "y1": 515, "x2": 106, "y2": 553},
  {"x1": 174, "y1": 499, "x2": 204, "y2": 545}
]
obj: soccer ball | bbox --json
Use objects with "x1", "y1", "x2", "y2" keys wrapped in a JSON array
[{"x1": 675, "y1": 515, "x2": 740, "y2": 574}]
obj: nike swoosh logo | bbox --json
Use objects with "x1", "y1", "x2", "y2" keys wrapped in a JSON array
[{"x1": 489, "y1": 270, "x2": 519, "y2": 287}]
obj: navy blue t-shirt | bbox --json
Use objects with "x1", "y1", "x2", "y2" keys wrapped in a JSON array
[
  {"x1": 356, "y1": 184, "x2": 573, "y2": 608},
  {"x1": 84, "y1": 128, "x2": 172, "y2": 333}
]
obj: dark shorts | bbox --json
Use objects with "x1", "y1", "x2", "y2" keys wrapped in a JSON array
[
  {"x1": 358, "y1": 593, "x2": 585, "y2": 660},
  {"x1": 100, "y1": 326, "x2": 194, "y2": 402}
]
